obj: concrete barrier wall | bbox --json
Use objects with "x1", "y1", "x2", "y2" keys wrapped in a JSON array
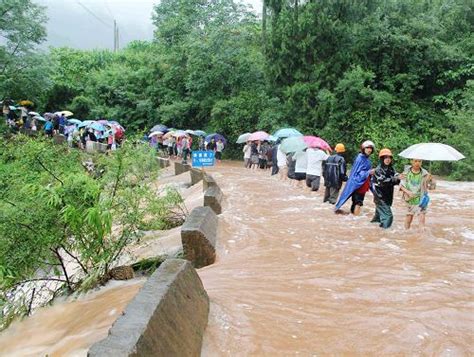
[
  {"x1": 181, "y1": 206, "x2": 218, "y2": 268},
  {"x1": 202, "y1": 173, "x2": 217, "y2": 192},
  {"x1": 156, "y1": 157, "x2": 170, "y2": 168},
  {"x1": 85, "y1": 141, "x2": 108, "y2": 153},
  {"x1": 174, "y1": 162, "x2": 191, "y2": 175},
  {"x1": 88, "y1": 164, "x2": 224, "y2": 356},
  {"x1": 53, "y1": 134, "x2": 66, "y2": 145},
  {"x1": 190, "y1": 168, "x2": 204, "y2": 186},
  {"x1": 204, "y1": 185, "x2": 223, "y2": 215},
  {"x1": 88, "y1": 259, "x2": 209, "y2": 357}
]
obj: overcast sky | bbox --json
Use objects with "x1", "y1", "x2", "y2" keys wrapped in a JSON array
[{"x1": 35, "y1": 0, "x2": 262, "y2": 50}]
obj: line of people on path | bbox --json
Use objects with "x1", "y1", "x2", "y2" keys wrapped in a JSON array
[
  {"x1": 243, "y1": 141, "x2": 273, "y2": 169},
  {"x1": 151, "y1": 134, "x2": 225, "y2": 164},
  {"x1": 245, "y1": 139, "x2": 433, "y2": 230}
]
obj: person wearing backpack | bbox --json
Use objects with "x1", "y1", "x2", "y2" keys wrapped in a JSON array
[
  {"x1": 323, "y1": 143, "x2": 348, "y2": 204},
  {"x1": 399, "y1": 159, "x2": 431, "y2": 230}
]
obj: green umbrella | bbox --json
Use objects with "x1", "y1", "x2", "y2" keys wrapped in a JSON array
[
  {"x1": 280, "y1": 136, "x2": 307, "y2": 153},
  {"x1": 236, "y1": 133, "x2": 251, "y2": 143}
]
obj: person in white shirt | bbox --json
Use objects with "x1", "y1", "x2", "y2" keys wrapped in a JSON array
[
  {"x1": 215, "y1": 139, "x2": 225, "y2": 162},
  {"x1": 306, "y1": 147, "x2": 329, "y2": 191},
  {"x1": 293, "y1": 150, "x2": 308, "y2": 188},
  {"x1": 243, "y1": 141, "x2": 252, "y2": 168},
  {"x1": 277, "y1": 143, "x2": 287, "y2": 180}
]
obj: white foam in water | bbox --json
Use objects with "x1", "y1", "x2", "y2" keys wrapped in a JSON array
[
  {"x1": 431, "y1": 193, "x2": 474, "y2": 208},
  {"x1": 281, "y1": 207, "x2": 303, "y2": 213},
  {"x1": 437, "y1": 180, "x2": 474, "y2": 191},
  {"x1": 291, "y1": 244, "x2": 302, "y2": 249},
  {"x1": 385, "y1": 243, "x2": 402, "y2": 251},
  {"x1": 461, "y1": 229, "x2": 474, "y2": 240}
]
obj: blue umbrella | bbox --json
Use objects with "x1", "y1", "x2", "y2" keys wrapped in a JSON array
[
  {"x1": 192, "y1": 130, "x2": 206, "y2": 137},
  {"x1": 150, "y1": 124, "x2": 168, "y2": 133},
  {"x1": 33, "y1": 115, "x2": 46, "y2": 122},
  {"x1": 78, "y1": 120, "x2": 95, "y2": 128},
  {"x1": 273, "y1": 128, "x2": 303, "y2": 139},
  {"x1": 205, "y1": 133, "x2": 227, "y2": 145},
  {"x1": 236, "y1": 133, "x2": 251, "y2": 144},
  {"x1": 67, "y1": 118, "x2": 82, "y2": 125},
  {"x1": 90, "y1": 122, "x2": 106, "y2": 132},
  {"x1": 280, "y1": 136, "x2": 307, "y2": 154}
]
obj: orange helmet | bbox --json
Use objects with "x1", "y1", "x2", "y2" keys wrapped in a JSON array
[
  {"x1": 379, "y1": 148, "x2": 393, "y2": 158},
  {"x1": 334, "y1": 143, "x2": 345, "y2": 153}
]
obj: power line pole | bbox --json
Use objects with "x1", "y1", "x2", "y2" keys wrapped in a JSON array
[
  {"x1": 114, "y1": 19, "x2": 117, "y2": 52},
  {"x1": 117, "y1": 25, "x2": 119, "y2": 51}
]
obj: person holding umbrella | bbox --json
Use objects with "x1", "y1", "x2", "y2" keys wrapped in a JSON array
[
  {"x1": 398, "y1": 142, "x2": 465, "y2": 230},
  {"x1": 243, "y1": 141, "x2": 252, "y2": 168},
  {"x1": 306, "y1": 145, "x2": 329, "y2": 192},
  {"x1": 399, "y1": 159, "x2": 431, "y2": 230}
]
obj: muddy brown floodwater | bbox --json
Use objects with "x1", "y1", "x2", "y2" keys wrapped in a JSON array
[
  {"x1": 0, "y1": 279, "x2": 145, "y2": 356},
  {"x1": 200, "y1": 162, "x2": 474, "y2": 356},
  {"x1": 0, "y1": 161, "x2": 472, "y2": 356}
]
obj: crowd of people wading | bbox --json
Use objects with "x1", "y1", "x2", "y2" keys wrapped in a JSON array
[{"x1": 236, "y1": 129, "x2": 439, "y2": 231}]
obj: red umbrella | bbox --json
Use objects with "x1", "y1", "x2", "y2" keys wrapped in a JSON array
[
  {"x1": 248, "y1": 131, "x2": 270, "y2": 141},
  {"x1": 303, "y1": 136, "x2": 331, "y2": 150}
]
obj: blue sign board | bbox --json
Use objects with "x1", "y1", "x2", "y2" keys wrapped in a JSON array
[{"x1": 192, "y1": 151, "x2": 215, "y2": 167}]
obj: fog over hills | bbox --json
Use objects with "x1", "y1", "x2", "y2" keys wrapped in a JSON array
[{"x1": 35, "y1": 0, "x2": 262, "y2": 50}]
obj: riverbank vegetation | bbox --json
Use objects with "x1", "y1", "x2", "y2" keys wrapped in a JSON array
[
  {"x1": 0, "y1": 136, "x2": 185, "y2": 329},
  {"x1": 2, "y1": 0, "x2": 472, "y2": 178}
]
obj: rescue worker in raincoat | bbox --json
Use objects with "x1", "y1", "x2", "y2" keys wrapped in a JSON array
[
  {"x1": 323, "y1": 143, "x2": 348, "y2": 204},
  {"x1": 370, "y1": 148, "x2": 401, "y2": 228},
  {"x1": 335, "y1": 140, "x2": 375, "y2": 215}
]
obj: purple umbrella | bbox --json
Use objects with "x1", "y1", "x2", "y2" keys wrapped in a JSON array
[
  {"x1": 150, "y1": 124, "x2": 168, "y2": 133},
  {"x1": 205, "y1": 133, "x2": 227, "y2": 145}
]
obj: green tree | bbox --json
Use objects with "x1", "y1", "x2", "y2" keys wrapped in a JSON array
[
  {"x1": 0, "y1": 0, "x2": 48, "y2": 103},
  {"x1": 0, "y1": 136, "x2": 185, "y2": 328}
]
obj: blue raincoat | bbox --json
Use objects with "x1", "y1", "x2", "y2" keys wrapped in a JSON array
[{"x1": 335, "y1": 153, "x2": 372, "y2": 210}]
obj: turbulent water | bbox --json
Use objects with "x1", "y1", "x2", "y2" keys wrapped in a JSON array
[
  {"x1": 0, "y1": 162, "x2": 472, "y2": 356},
  {"x1": 0, "y1": 279, "x2": 144, "y2": 356},
  {"x1": 200, "y1": 162, "x2": 474, "y2": 356}
]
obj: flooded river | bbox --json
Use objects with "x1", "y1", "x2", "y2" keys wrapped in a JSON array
[
  {"x1": 0, "y1": 279, "x2": 144, "y2": 356},
  {"x1": 0, "y1": 162, "x2": 472, "y2": 356},
  {"x1": 200, "y1": 162, "x2": 474, "y2": 356}
]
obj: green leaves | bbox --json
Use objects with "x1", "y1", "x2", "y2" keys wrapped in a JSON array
[
  {"x1": 0, "y1": 136, "x2": 186, "y2": 327},
  {"x1": 0, "y1": 0, "x2": 48, "y2": 102}
]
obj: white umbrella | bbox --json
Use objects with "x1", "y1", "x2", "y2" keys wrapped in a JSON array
[
  {"x1": 236, "y1": 133, "x2": 251, "y2": 144},
  {"x1": 399, "y1": 143, "x2": 465, "y2": 161},
  {"x1": 28, "y1": 111, "x2": 40, "y2": 116},
  {"x1": 54, "y1": 110, "x2": 74, "y2": 117},
  {"x1": 149, "y1": 131, "x2": 164, "y2": 137}
]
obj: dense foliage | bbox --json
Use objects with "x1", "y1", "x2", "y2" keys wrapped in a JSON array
[
  {"x1": 1, "y1": 0, "x2": 472, "y2": 178},
  {"x1": 0, "y1": 0, "x2": 49, "y2": 103},
  {"x1": 0, "y1": 136, "x2": 185, "y2": 328}
]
